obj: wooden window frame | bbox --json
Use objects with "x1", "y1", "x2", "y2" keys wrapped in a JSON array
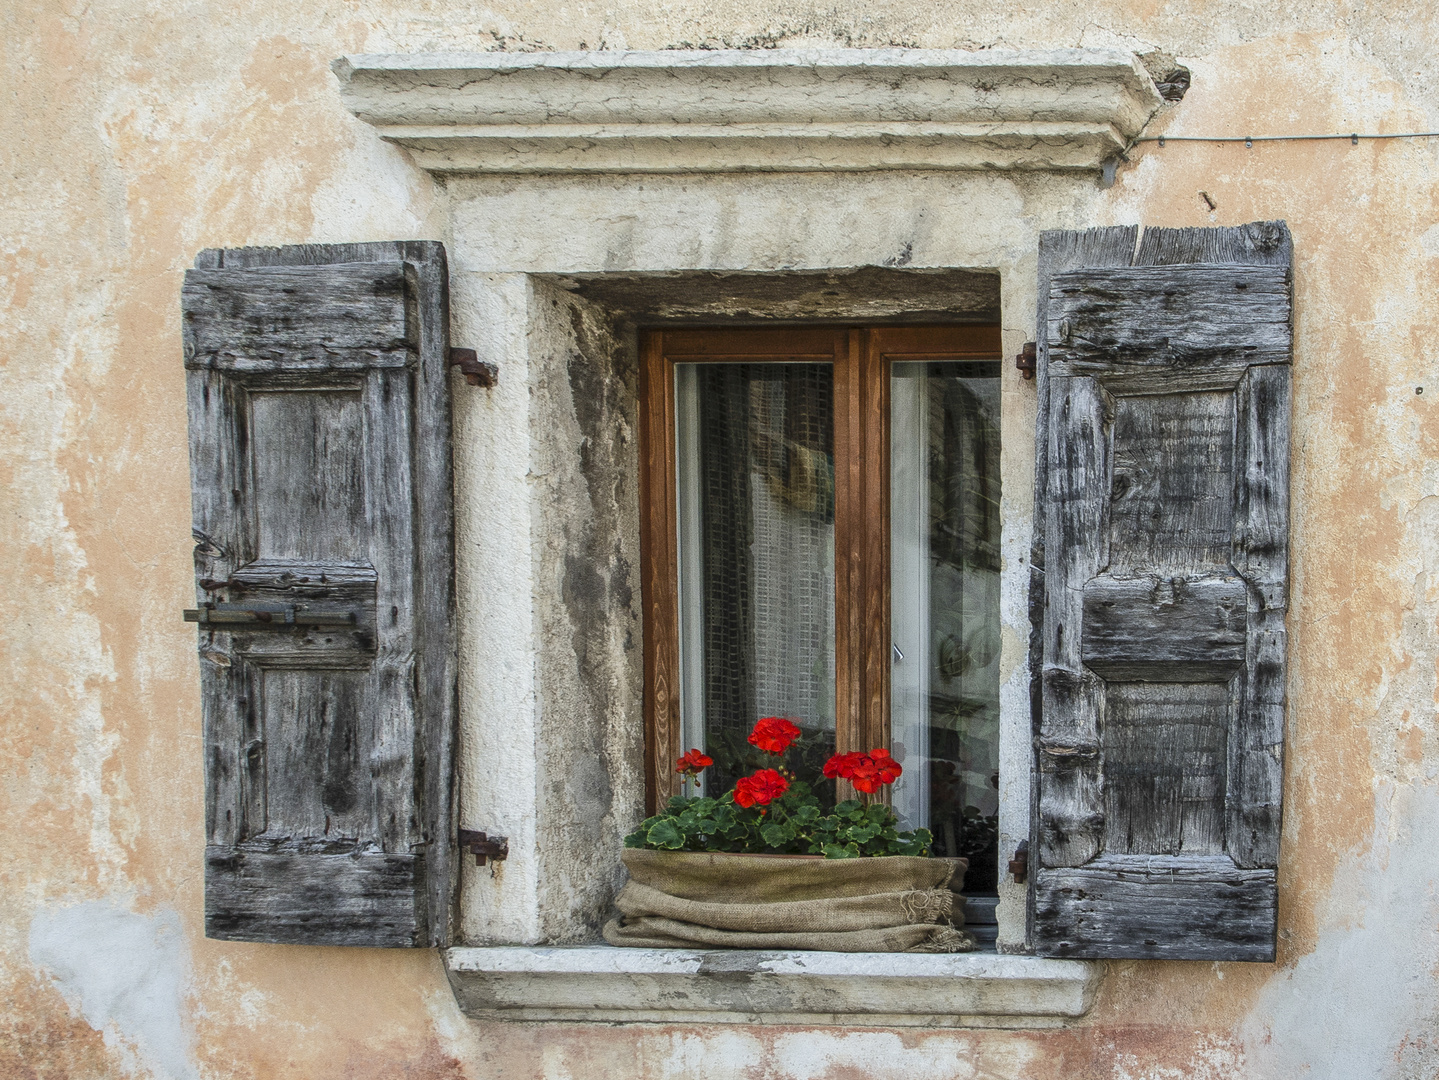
[{"x1": 638, "y1": 325, "x2": 1003, "y2": 812}]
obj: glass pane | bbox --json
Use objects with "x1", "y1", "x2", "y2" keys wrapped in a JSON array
[
  {"x1": 889, "y1": 360, "x2": 1002, "y2": 892},
  {"x1": 675, "y1": 363, "x2": 837, "y2": 804}
]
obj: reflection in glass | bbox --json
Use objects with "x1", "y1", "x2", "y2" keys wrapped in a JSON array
[
  {"x1": 675, "y1": 364, "x2": 837, "y2": 803},
  {"x1": 890, "y1": 361, "x2": 1002, "y2": 892}
]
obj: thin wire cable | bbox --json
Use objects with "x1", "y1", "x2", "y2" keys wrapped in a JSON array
[{"x1": 1137, "y1": 132, "x2": 1439, "y2": 147}]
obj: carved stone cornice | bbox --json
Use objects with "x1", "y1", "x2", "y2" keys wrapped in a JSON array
[{"x1": 333, "y1": 48, "x2": 1164, "y2": 175}]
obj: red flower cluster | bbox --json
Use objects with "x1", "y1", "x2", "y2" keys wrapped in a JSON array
[
  {"x1": 674, "y1": 748, "x2": 714, "y2": 777},
  {"x1": 823, "y1": 749, "x2": 903, "y2": 794},
  {"x1": 734, "y1": 768, "x2": 789, "y2": 808},
  {"x1": 748, "y1": 717, "x2": 802, "y2": 755}
]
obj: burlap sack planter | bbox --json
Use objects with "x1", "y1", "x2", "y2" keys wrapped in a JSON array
[{"x1": 603, "y1": 850, "x2": 974, "y2": 952}]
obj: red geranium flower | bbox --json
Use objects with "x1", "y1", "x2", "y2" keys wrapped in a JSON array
[
  {"x1": 823, "y1": 749, "x2": 903, "y2": 794},
  {"x1": 733, "y1": 768, "x2": 789, "y2": 807},
  {"x1": 869, "y1": 748, "x2": 903, "y2": 784},
  {"x1": 748, "y1": 717, "x2": 802, "y2": 755},
  {"x1": 674, "y1": 748, "x2": 714, "y2": 777}
]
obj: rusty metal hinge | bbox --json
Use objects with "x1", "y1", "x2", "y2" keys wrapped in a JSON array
[
  {"x1": 1016, "y1": 341, "x2": 1037, "y2": 380},
  {"x1": 458, "y1": 829, "x2": 509, "y2": 866},
  {"x1": 1008, "y1": 839, "x2": 1029, "y2": 884},
  {"x1": 449, "y1": 347, "x2": 498, "y2": 388}
]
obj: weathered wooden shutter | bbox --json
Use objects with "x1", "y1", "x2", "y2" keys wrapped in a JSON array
[
  {"x1": 183, "y1": 242, "x2": 457, "y2": 946},
  {"x1": 1030, "y1": 222, "x2": 1292, "y2": 960}
]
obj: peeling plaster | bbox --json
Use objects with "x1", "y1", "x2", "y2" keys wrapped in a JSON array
[
  {"x1": 28, "y1": 901, "x2": 196, "y2": 1080},
  {"x1": 1241, "y1": 782, "x2": 1439, "y2": 1078}
]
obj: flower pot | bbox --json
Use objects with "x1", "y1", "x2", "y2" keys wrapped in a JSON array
[{"x1": 603, "y1": 849, "x2": 973, "y2": 953}]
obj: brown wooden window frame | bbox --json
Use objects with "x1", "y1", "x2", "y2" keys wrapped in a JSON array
[{"x1": 638, "y1": 325, "x2": 1003, "y2": 812}]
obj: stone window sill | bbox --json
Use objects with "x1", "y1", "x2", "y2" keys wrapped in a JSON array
[{"x1": 444, "y1": 946, "x2": 1099, "y2": 1028}]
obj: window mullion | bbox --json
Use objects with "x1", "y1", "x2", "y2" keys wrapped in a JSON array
[{"x1": 833, "y1": 329, "x2": 893, "y2": 796}]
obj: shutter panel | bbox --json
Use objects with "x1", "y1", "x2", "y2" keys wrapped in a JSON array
[
  {"x1": 183, "y1": 242, "x2": 457, "y2": 947},
  {"x1": 1030, "y1": 222, "x2": 1292, "y2": 961}
]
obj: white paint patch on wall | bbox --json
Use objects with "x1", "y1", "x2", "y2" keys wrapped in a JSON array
[
  {"x1": 640, "y1": 1027, "x2": 1039, "y2": 1080},
  {"x1": 422, "y1": 970, "x2": 488, "y2": 1065},
  {"x1": 1241, "y1": 781, "x2": 1439, "y2": 1079},
  {"x1": 768, "y1": 1030, "x2": 1019, "y2": 1079},
  {"x1": 308, "y1": 124, "x2": 440, "y2": 244},
  {"x1": 28, "y1": 900, "x2": 197, "y2": 1080}
]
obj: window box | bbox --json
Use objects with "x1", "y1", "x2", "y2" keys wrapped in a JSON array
[{"x1": 603, "y1": 849, "x2": 973, "y2": 953}]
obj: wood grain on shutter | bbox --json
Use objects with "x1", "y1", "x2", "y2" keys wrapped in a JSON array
[
  {"x1": 1027, "y1": 227, "x2": 1138, "y2": 939},
  {"x1": 184, "y1": 242, "x2": 457, "y2": 947},
  {"x1": 1030, "y1": 222, "x2": 1292, "y2": 961},
  {"x1": 184, "y1": 263, "x2": 414, "y2": 368}
]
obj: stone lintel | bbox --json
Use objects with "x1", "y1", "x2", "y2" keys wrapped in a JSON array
[
  {"x1": 333, "y1": 48, "x2": 1164, "y2": 175},
  {"x1": 444, "y1": 946, "x2": 1100, "y2": 1028}
]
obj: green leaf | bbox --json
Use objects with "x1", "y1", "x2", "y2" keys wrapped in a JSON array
[
  {"x1": 760, "y1": 821, "x2": 796, "y2": 848},
  {"x1": 646, "y1": 819, "x2": 686, "y2": 849},
  {"x1": 822, "y1": 843, "x2": 860, "y2": 859}
]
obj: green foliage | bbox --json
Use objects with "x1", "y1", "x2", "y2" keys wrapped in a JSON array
[{"x1": 623, "y1": 783, "x2": 934, "y2": 859}]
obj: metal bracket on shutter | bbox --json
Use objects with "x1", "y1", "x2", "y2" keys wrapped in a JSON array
[
  {"x1": 1016, "y1": 341, "x2": 1037, "y2": 380},
  {"x1": 457, "y1": 830, "x2": 509, "y2": 866},
  {"x1": 448, "y1": 348, "x2": 498, "y2": 388},
  {"x1": 1007, "y1": 840, "x2": 1029, "y2": 884},
  {"x1": 183, "y1": 603, "x2": 357, "y2": 628}
]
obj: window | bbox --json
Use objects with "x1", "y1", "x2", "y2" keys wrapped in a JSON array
[
  {"x1": 182, "y1": 225, "x2": 1292, "y2": 966},
  {"x1": 638, "y1": 326, "x2": 1003, "y2": 891}
]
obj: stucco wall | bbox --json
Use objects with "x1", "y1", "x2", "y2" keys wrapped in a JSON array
[{"x1": 4, "y1": 2, "x2": 1439, "y2": 1078}]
